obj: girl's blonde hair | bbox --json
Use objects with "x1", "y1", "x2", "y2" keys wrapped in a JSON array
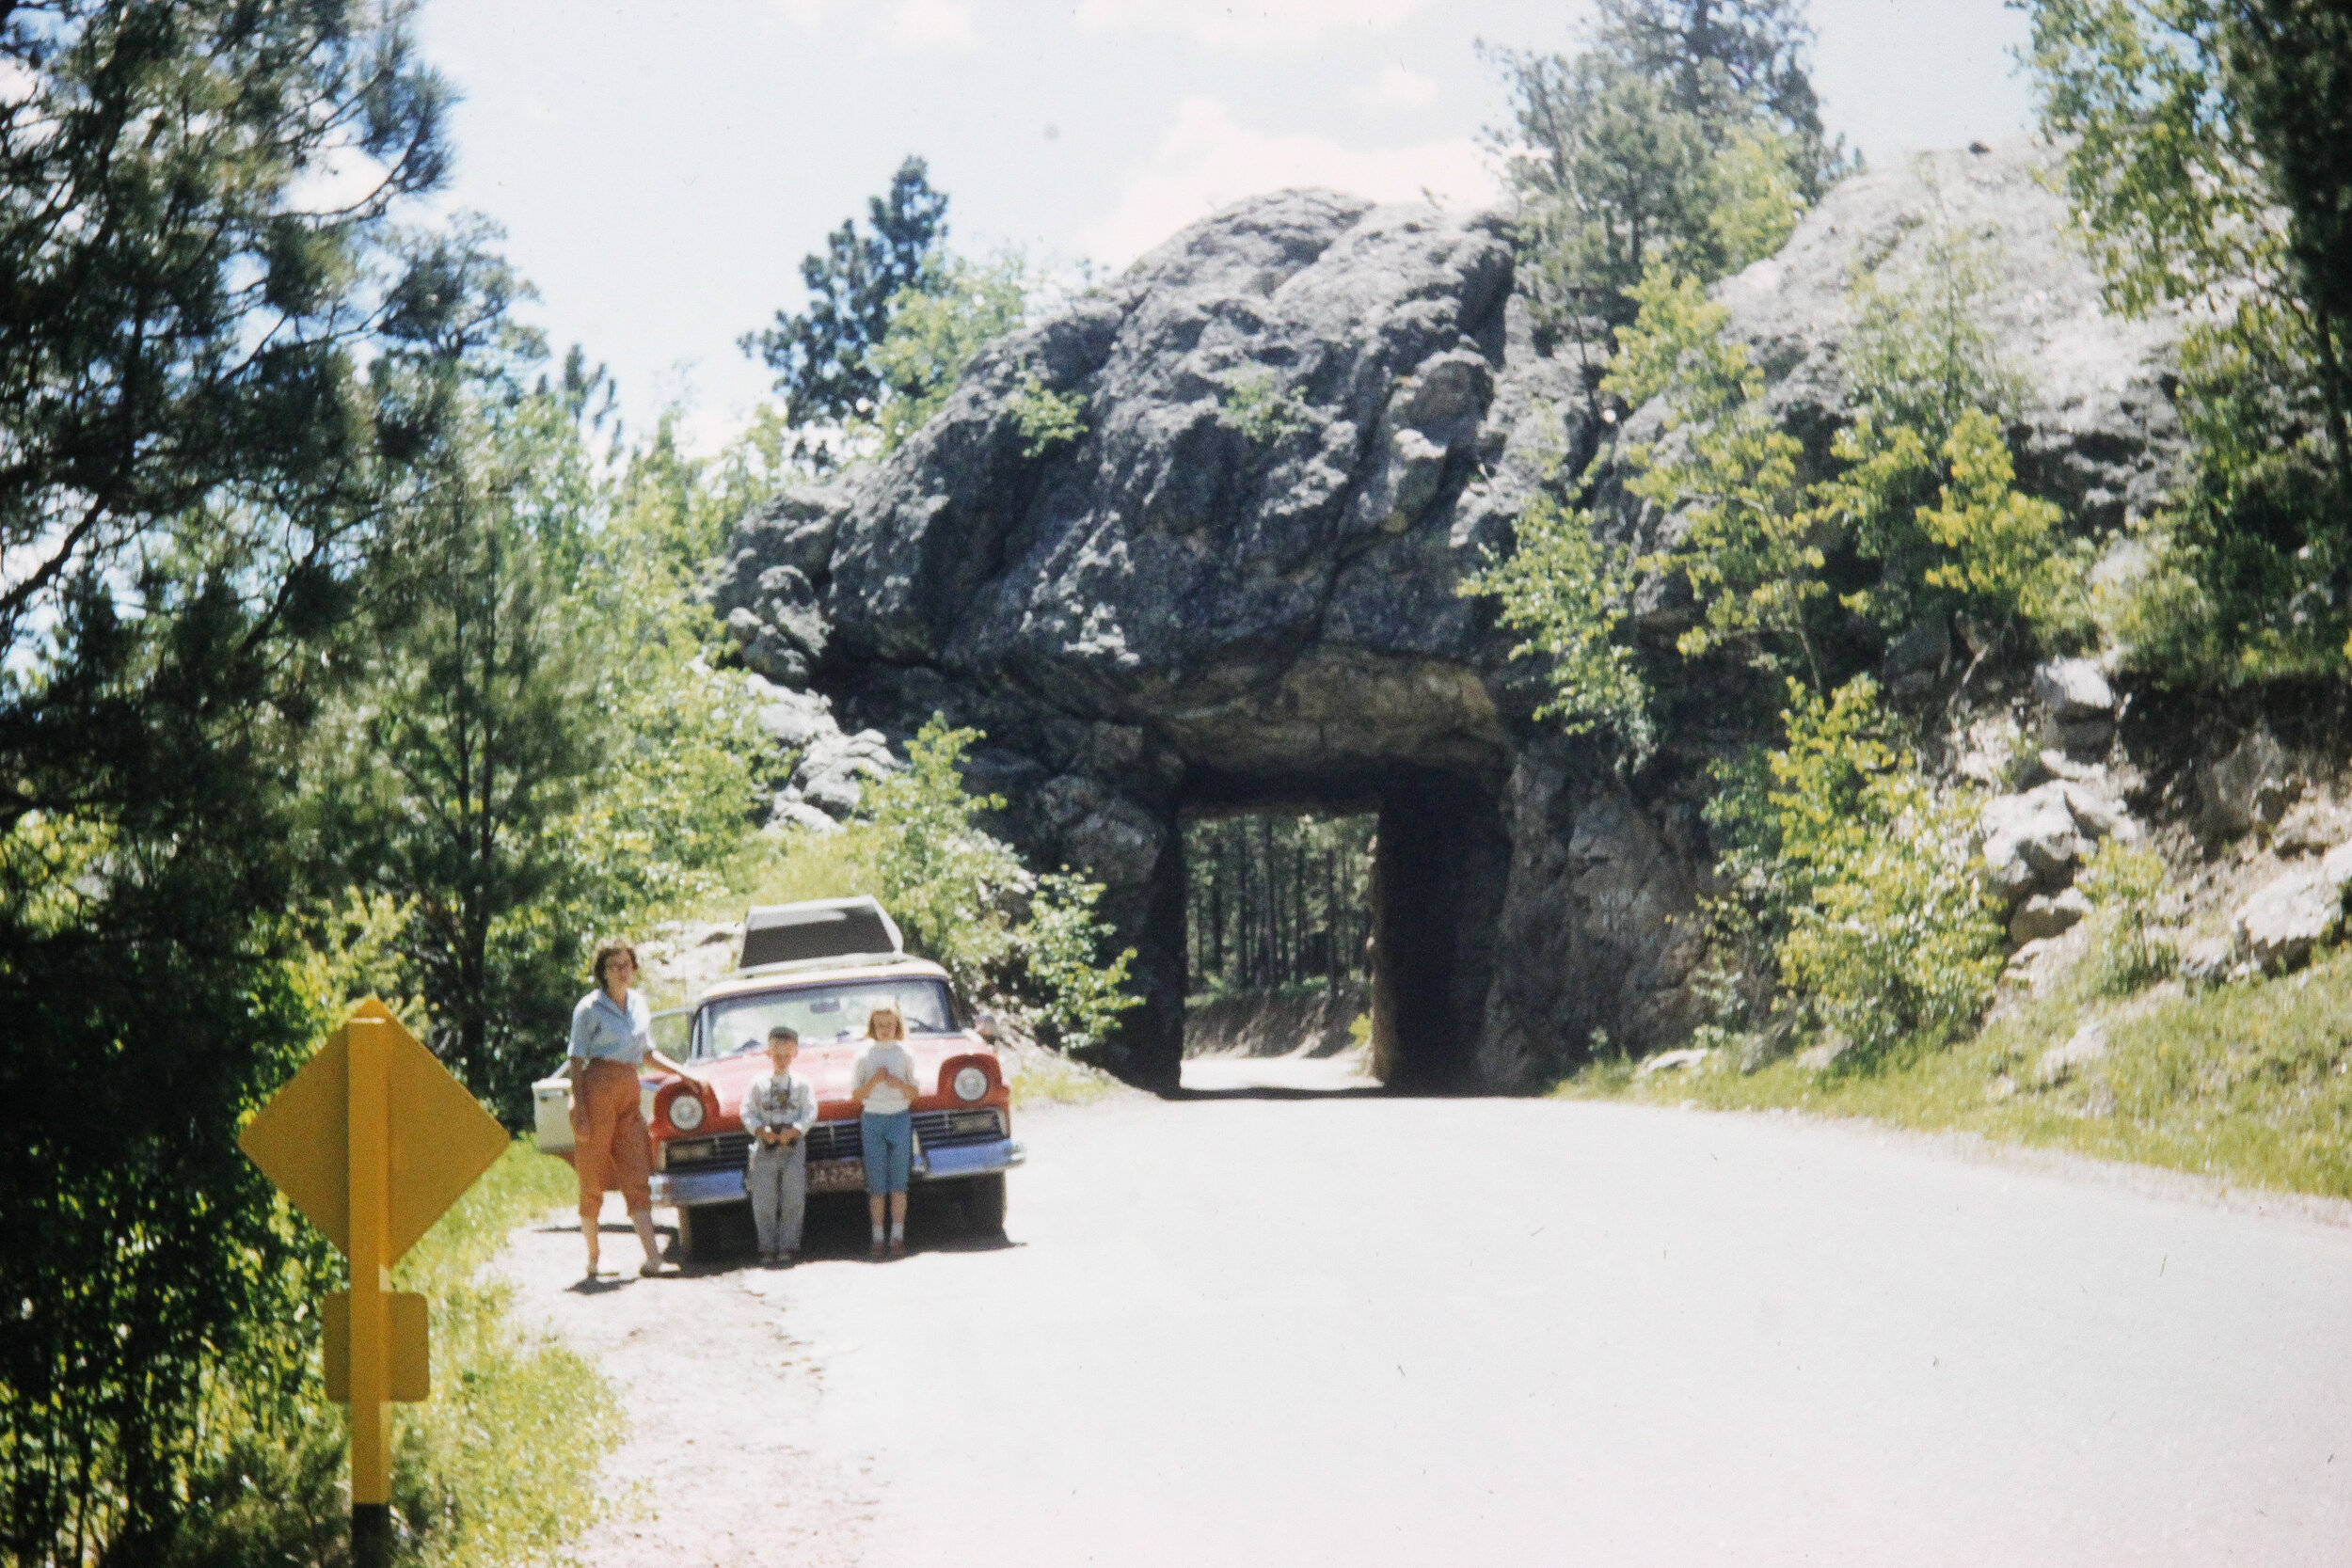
[{"x1": 864, "y1": 1005, "x2": 906, "y2": 1042}]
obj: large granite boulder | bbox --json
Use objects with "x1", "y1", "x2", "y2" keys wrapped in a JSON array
[
  {"x1": 2233, "y1": 842, "x2": 2352, "y2": 974},
  {"x1": 1707, "y1": 140, "x2": 2184, "y2": 534},
  {"x1": 710, "y1": 147, "x2": 2185, "y2": 1090}
]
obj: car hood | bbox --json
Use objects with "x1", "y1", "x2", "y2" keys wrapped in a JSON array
[{"x1": 675, "y1": 1035, "x2": 991, "y2": 1127}]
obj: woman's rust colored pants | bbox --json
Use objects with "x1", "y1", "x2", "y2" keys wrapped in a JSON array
[{"x1": 575, "y1": 1057, "x2": 652, "y2": 1221}]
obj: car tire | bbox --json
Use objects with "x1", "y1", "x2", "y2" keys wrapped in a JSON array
[
  {"x1": 675, "y1": 1207, "x2": 710, "y2": 1265},
  {"x1": 962, "y1": 1174, "x2": 1007, "y2": 1236}
]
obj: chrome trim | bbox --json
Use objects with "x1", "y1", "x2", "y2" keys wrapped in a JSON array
[
  {"x1": 653, "y1": 1137, "x2": 1024, "y2": 1202},
  {"x1": 649, "y1": 1166, "x2": 748, "y2": 1209},
  {"x1": 913, "y1": 1137, "x2": 1023, "y2": 1181}
]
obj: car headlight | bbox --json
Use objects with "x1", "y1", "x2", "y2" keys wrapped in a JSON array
[
  {"x1": 952, "y1": 1065, "x2": 990, "y2": 1101},
  {"x1": 667, "y1": 1093, "x2": 705, "y2": 1131}
]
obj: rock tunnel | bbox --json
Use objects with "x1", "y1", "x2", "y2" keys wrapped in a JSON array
[{"x1": 714, "y1": 189, "x2": 1709, "y2": 1092}]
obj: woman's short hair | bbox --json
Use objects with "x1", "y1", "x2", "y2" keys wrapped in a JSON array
[
  {"x1": 865, "y1": 1005, "x2": 904, "y2": 1039},
  {"x1": 591, "y1": 939, "x2": 639, "y2": 989}
]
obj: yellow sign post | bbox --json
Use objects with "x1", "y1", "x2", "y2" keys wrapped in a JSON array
[{"x1": 239, "y1": 999, "x2": 508, "y2": 1560}]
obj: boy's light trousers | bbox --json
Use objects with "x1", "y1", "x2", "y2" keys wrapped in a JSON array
[{"x1": 748, "y1": 1140, "x2": 808, "y2": 1256}]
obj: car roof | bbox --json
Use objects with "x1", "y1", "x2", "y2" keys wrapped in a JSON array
[{"x1": 695, "y1": 956, "x2": 954, "y2": 1006}]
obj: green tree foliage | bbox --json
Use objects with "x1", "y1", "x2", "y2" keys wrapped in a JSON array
[
  {"x1": 740, "y1": 155, "x2": 950, "y2": 467},
  {"x1": 1616, "y1": 266, "x2": 1831, "y2": 686},
  {"x1": 0, "y1": 5, "x2": 463, "y2": 1560},
  {"x1": 1480, "y1": 238, "x2": 2088, "y2": 1060},
  {"x1": 764, "y1": 717, "x2": 1139, "y2": 1047},
  {"x1": 349, "y1": 426, "x2": 598, "y2": 1112},
  {"x1": 1485, "y1": 0, "x2": 1835, "y2": 358},
  {"x1": 1597, "y1": 243, "x2": 2086, "y2": 694},
  {"x1": 1461, "y1": 490, "x2": 1652, "y2": 752},
  {"x1": 2023, "y1": 0, "x2": 2352, "y2": 680},
  {"x1": 1816, "y1": 232, "x2": 2088, "y2": 644},
  {"x1": 1018, "y1": 871, "x2": 1143, "y2": 1055},
  {"x1": 326, "y1": 334, "x2": 767, "y2": 1120},
  {"x1": 2074, "y1": 838, "x2": 2178, "y2": 998},
  {"x1": 866, "y1": 251, "x2": 1029, "y2": 452},
  {"x1": 1708, "y1": 678, "x2": 2004, "y2": 1058},
  {"x1": 1593, "y1": 0, "x2": 1850, "y2": 194},
  {"x1": 1184, "y1": 814, "x2": 1375, "y2": 996},
  {"x1": 850, "y1": 717, "x2": 1027, "y2": 992},
  {"x1": 1012, "y1": 373, "x2": 1090, "y2": 460}
]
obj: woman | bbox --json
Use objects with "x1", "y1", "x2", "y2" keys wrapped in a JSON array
[
  {"x1": 568, "y1": 939, "x2": 700, "y2": 1279},
  {"x1": 850, "y1": 1004, "x2": 922, "y2": 1258}
]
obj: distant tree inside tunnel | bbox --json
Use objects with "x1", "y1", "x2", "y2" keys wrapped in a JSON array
[{"x1": 1184, "y1": 814, "x2": 1376, "y2": 998}]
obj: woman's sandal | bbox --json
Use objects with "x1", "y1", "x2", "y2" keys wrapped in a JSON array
[{"x1": 638, "y1": 1259, "x2": 669, "y2": 1278}]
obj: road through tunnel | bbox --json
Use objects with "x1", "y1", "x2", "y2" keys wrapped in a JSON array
[{"x1": 1153, "y1": 768, "x2": 1512, "y2": 1094}]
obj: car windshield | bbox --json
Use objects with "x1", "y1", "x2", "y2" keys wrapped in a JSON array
[{"x1": 695, "y1": 977, "x2": 960, "y2": 1059}]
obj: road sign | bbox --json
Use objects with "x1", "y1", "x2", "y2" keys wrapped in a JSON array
[
  {"x1": 238, "y1": 999, "x2": 508, "y2": 1535},
  {"x1": 240, "y1": 999, "x2": 510, "y2": 1262}
]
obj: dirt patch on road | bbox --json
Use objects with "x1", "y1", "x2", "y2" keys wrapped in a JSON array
[{"x1": 497, "y1": 1206, "x2": 876, "y2": 1568}]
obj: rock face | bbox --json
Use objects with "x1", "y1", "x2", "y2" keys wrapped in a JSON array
[
  {"x1": 1708, "y1": 141, "x2": 2184, "y2": 537},
  {"x1": 711, "y1": 145, "x2": 2185, "y2": 1090},
  {"x1": 2232, "y1": 843, "x2": 2352, "y2": 974}
]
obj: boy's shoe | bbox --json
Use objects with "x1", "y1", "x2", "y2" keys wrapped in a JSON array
[
  {"x1": 886, "y1": 1238, "x2": 907, "y2": 1258},
  {"x1": 777, "y1": 1252, "x2": 798, "y2": 1269}
]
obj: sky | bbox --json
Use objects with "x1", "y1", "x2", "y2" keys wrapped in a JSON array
[{"x1": 411, "y1": 0, "x2": 2039, "y2": 451}]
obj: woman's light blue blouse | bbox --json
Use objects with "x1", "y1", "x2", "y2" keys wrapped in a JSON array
[{"x1": 569, "y1": 988, "x2": 652, "y2": 1065}]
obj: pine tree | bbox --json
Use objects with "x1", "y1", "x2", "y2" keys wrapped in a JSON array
[{"x1": 740, "y1": 155, "x2": 950, "y2": 467}]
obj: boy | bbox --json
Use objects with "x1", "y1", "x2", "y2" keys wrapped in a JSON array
[{"x1": 740, "y1": 1025, "x2": 818, "y2": 1264}]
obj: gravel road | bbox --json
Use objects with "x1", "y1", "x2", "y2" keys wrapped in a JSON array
[{"x1": 504, "y1": 1052, "x2": 2352, "y2": 1566}]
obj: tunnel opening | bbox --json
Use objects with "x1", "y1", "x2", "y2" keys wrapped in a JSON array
[
  {"x1": 1163, "y1": 767, "x2": 1512, "y2": 1094},
  {"x1": 1181, "y1": 809, "x2": 1377, "y2": 1073}
]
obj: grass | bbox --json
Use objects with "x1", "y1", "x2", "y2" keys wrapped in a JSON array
[
  {"x1": 166, "y1": 1141, "x2": 623, "y2": 1568},
  {"x1": 1564, "y1": 947, "x2": 2352, "y2": 1202},
  {"x1": 1003, "y1": 1038, "x2": 1126, "y2": 1106}
]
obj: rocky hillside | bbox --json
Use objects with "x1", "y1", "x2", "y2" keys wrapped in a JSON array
[{"x1": 707, "y1": 141, "x2": 2342, "y2": 1090}]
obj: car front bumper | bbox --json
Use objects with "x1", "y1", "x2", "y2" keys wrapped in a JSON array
[{"x1": 649, "y1": 1136, "x2": 1026, "y2": 1209}]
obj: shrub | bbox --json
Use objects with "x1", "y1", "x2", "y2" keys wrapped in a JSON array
[
  {"x1": 734, "y1": 718, "x2": 1143, "y2": 1053},
  {"x1": 1711, "y1": 677, "x2": 2006, "y2": 1059},
  {"x1": 1216, "y1": 371, "x2": 1311, "y2": 446},
  {"x1": 2074, "y1": 839, "x2": 2178, "y2": 998},
  {"x1": 850, "y1": 717, "x2": 1027, "y2": 993},
  {"x1": 161, "y1": 1143, "x2": 621, "y2": 1568},
  {"x1": 1615, "y1": 265, "x2": 1830, "y2": 688},
  {"x1": 1012, "y1": 373, "x2": 1089, "y2": 459},
  {"x1": 1461, "y1": 489, "x2": 1652, "y2": 754},
  {"x1": 1015, "y1": 871, "x2": 1142, "y2": 1056}
]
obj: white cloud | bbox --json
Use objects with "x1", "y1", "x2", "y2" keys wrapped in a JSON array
[
  {"x1": 769, "y1": 0, "x2": 825, "y2": 25},
  {"x1": 1073, "y1": 0, "x2": 1434, "y2": 50},
  {"x1": 1354, "y1": 62, "x2": 1435, "y2": 110},
  {"x1": 888, "y1": 0, "x2": 977, "y2": 51},
  {"x1": 1081, "y1": 97, "x2": 1500, "y2": 264},
  {"x1": 285, "y1": 138, "x2": 394, "y2": 215}
]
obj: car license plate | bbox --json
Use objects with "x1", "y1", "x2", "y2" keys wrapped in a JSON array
[{"x1": 808, "y1": 1158, "x2": 865, "y2": 1193}]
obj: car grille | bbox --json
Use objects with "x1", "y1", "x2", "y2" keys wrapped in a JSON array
[{"x1": 663, "y1": 1109, "x2": 1003, "y2": 1171}]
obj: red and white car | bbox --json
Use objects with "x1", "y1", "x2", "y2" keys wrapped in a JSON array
[{"x1": 534, "y1": 896, "x2": 1023, "y2": 1259}]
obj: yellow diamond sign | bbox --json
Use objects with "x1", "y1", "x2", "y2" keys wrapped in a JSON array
[
  {"x1": 238, "y1": 998, "x2": 509, "y2": 1513},
  {"x1": 239, "y1": 998, "x2": 508, "y2": 1263}
]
